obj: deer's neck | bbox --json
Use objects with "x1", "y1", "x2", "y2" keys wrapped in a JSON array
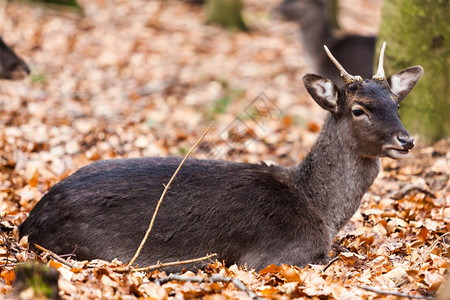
[{"x1": 295, "y1": 114, "x2": 380, "y2": 236}]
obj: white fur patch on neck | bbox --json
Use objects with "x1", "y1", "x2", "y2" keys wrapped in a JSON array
[{"x1": 313, "y1": 79, "x2": 338, "y2": 104}]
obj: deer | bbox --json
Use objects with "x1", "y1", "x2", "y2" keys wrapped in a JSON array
[
  {"x1": 276, "y1": 0, "x2": 376, "y2": 86},
  {"x1": 0, "y1": 36, "x2": 30, "y2": 80},
  {"x1": 19, "y1": 43, "x2": 423, "y2": 271}
]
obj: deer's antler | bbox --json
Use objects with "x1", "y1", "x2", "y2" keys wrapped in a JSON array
[{"x1": 373, "y1": 42, "x2": 387, "y2": 80}]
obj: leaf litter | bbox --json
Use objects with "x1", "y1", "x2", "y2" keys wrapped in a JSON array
[{"x1": 0, "y1": 0, "x2": 448, "y2": 299}]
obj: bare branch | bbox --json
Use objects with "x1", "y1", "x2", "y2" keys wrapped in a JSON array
[
  {"x1": 395, "y1": 231, "x2": 450, "y2": 287},
  {"x1": 0, "y1": 227, "x2": 12, "y2": 267},
  {"x1": 116, "y1": 253, "x2": 217, "y2": 273},
  {"x1": 321, "y1": 256, "x2": 340, "y2": 272},
  {"x1": 35, "y1": 243, "x2": 77, "y2": 269},
  {"x1": 124, "y1": 125, "x2": 213, "y2": 270},
  {"x1": 393, "y1": 184, "x2": 436, "y2": 200},
  {"x1": 358, "y1": 285, "x2": 433, "y2": 299}
]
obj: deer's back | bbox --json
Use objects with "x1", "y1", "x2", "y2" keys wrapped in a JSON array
[{"x1": 19, "y1": 157, "x2": 329, "y2": 269}]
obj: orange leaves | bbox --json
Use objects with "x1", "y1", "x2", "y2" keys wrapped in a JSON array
[
  {"x1": 306, "y1": 120, "x2": 321, "y2": 133},
  {"x1": 418, "y1": 226, "x2": 430, "y2": 243},
  {"x1": 259, "y1": 264, "x2": 280, "y2": 276},
  {"x1": 259, "y1": 264, "x2": 301, "y2": 282},
  {"x1": 0, "y1": 269, "x2": 15, "y2": 286},
  {"x1": 48, "y1": 260, "x2": 63, "y2": 270},
  {"x1": 0, "y1": 0, "x2": 448, "y2": 298},
  {"x1": 27, "y1": 170, "x2": 39, "y2": 188}
]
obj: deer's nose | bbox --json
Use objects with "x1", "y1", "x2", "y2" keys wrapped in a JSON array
[{"x1": 397, "y1": 135, "x2": 414, "y2": 150}]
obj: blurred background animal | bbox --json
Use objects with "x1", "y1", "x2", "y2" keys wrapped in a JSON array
[
  {"x1": 0, "y1": 35, "x2": 30, "y2": 80},
  {"x1": 276, "y1": 0, "x2": 376, "y2": 86}
]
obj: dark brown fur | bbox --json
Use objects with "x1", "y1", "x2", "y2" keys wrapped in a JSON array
[{"x1": 19, "y1": 65, "x2": 423, "y2": 271}]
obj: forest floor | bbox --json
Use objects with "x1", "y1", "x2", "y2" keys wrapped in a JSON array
[{"x1": 0, "y1": 0, "x2": 449, "y2": 299}]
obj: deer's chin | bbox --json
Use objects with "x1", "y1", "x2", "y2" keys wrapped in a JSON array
[{"x1": 385, "y1": 148, "x2": 410, "y2": 159}]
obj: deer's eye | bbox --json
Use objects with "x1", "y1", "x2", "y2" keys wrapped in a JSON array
[{"x1": 352, "y1": 109, "x2": 365, "y2": 117}]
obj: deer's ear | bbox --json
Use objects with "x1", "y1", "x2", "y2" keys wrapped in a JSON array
[
  {"x1": 302, "y1": 74, "x2": 339, "y2": 113},
  {"x1": 387, "y1": 66, "x2": 423, "y2": 103}
]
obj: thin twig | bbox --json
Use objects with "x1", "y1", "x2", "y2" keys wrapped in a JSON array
[
  {"x1": 395, "y1": 232, "x2": 450, "y2": 287},
  {"x1": 156, "y1": 274, "x2": 261, "y2": 299},
  {"x1": 358, "y1": 285, "x2": 433, "y2": 299},
  {"x1": 124, "y1": 125, "x2": 213, "y2": 269},
  {"x1": 35, "y1": 243, "x2": 77, "y2": 269},
  {"x1": 393, "y1": 184, "x2": 436, "y2": 200},
  {"x1": 299, "y1": 267, "x2": 313, "y2": 287},
  {"x1": 115, "y1": 253, "x2": 217, "y2": 273},
  {"x1": 321, "y1": 256, "x2": 340, "y2": 272},
  {"x1": 0, "y1": 262, "x2": 26, "y2": 267},
  {"x1": 0, "y1": 227, "x2": 12, "y2": 267},
  {"x1": 412, "y1": 232, "x2": 450, "y2": 269}
]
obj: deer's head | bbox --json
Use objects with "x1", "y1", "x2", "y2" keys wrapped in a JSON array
[{"x1": 302, "y1": 42, "x2": 423, "y2": 159}]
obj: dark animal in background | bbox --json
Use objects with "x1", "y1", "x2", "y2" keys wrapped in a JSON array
[
  {"x1": 0, "y1": 36, "x2": 30, "y2": 80},
  {"x1": 19, "y1": 43, "x2": 423, "y2": 271},
  {"x1": 276, "y1": 0, "x2": 376, "y2": 86},
  {"x1": 179, "y1": 0, "x2": 205, "y2": 4}
]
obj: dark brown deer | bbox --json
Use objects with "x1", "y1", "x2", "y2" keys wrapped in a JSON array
[
  {"x1": 0, "y1": 36, "x2": 30, "y2": 80},
  {"x1": 276, "y1": 0, "x2": 376, "y2": 86},
  {"x1": 19, "y1": 43, "x2": 423, "y2": 271}
]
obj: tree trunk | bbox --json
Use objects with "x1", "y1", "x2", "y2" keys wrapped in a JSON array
[
  {"x1": 377, "y1": 0, "x2": 449, "y2": 144},
  {"x1": 206, "y1": 0, "x2": 248, "y2": 31},
  {"x1": 326, "y1": 0, "x2": 340, "y2": 31}
]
